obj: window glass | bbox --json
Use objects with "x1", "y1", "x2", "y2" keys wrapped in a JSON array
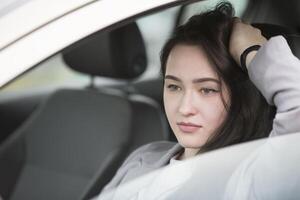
[
  {"x1": 2, "y1": 54, "x2": 90, "y2": 92},
  {"x1": 1, "y1": 6, "x2": 180, "y2": 93},
  {"x1": 137, "y1": 6, "x2": 180, "y2": 80}
]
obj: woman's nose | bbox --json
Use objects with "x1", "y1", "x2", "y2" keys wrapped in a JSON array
[{"x1": 178, "y1": 91, "x2": 198, "y2": 116}]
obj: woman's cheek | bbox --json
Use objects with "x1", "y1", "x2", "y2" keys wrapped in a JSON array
[
  {"x1": 163, "y1": 93, "x2": 173, "y2": 118},
  {"x1": 205, "y1": 98, "x2": 227, "y2": 123},
  {"x1": 164, "y1": 93, "x2": 180, "y2": 123}
]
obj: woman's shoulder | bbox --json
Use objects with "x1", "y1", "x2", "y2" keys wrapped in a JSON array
[
  {"x1": 139, "y1": 141, "x2": 178, "y2": 152},
  {"x1": 123, "y1": 141, "x2": 180, "y2": 167}
]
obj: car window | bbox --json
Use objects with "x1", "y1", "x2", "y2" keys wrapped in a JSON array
[
  {"x1": 137, "y1": 6, "x2": 180, "y2": 80},
  {"x1": 1, "y1": 6, "x2": 180, "y2": 93},
  {"x1": 1, "y1": 54, "x2": 90, "y2": 93}
]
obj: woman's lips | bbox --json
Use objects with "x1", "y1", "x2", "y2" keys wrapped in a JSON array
[{"x1": 177, "y1": 122, "x2": 202, "y2": 133}]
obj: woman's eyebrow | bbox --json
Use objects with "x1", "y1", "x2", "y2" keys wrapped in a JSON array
[
  {"x1": 164, "y1": 75, "x2": 181, "y2": 82},
  {"x1": 192, "y1": 78, "x2": 220, "y2": 84},
  {"x1": 165, "y1": 75, "x2": 220, "y2": 84}
]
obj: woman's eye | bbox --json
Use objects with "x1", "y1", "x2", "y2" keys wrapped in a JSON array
[
  {"x1": 199, "y1": 88, "x2": 219, "y2": 95},
  {"x1": 167, "y1": 84, "x2": 181, "y2": 92}
]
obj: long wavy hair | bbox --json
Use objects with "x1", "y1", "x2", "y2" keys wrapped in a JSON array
[{"x1": 160, "y1": 2, "x2": 276, "y2": 153}]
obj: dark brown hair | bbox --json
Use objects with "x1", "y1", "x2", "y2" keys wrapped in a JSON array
[{"x1": 160, "y1": 2, "x2": 275, "y2": 153}]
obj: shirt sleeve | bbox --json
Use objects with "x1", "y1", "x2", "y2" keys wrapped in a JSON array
[{"x1": 247, "y1": 36, "x2": 300, "y2": 136}]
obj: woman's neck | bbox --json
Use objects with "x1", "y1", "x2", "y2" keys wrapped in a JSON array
[{"x1": 177, "y1": 148, "x2": 200, "y2": 160}]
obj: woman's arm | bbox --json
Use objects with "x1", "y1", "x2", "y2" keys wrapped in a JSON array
[
  {"x1": 224, "y1": 20, "x2": 300, "y2": 200},
  {"x1": 248, "y1": 36, "x2": 300, "y2": 136},
  {"x1": 230, "y1": 20, "x2": 300, "y2": 136}
]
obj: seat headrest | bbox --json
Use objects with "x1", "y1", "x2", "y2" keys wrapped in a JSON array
[
  {"x1": 286, "y1": 35, "x2": 300, "y2": 58},
  {"x1": 252, "y1": 23, "x2": 293, "y2": 39},
  {"x1": 252, "y1": 23, "x2": 300, "y2": 58},
  {"x1": 62, "y1": 22, "x2": 147, "y2": 79}
]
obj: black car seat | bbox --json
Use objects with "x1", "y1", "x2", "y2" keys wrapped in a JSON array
[
  {"x1": 0, "y1": 22, "x2": 168, "y2": 200},
  {"x1": 62, "y1": 22, "x2": 169, "y2": 199},
  {"x1": 62, "y1": 23, "x2": 169, "y2": 153},
  {"x1": 252, "y1": 23, "x2": 300, "y2": 57}
]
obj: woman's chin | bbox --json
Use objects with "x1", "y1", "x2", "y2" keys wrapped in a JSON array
[{"x1": 178, "y1": 139, "x2": 206, "y2": 149}]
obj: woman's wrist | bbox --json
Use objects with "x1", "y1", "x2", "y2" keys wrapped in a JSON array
[
  {"x1": 240, "y1": 45, "x2": 261, "y2": 71},
  {"x1": 229, "y1": 19, "x2": 267, "y2": 70},
  {"x1": 245, "y1": 50, "x2": 258, "y2": 68}
]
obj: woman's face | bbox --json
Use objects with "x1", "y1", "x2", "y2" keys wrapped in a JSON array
[{"x1": 163, "y1": 44, "x2": 230, "y2": 157}]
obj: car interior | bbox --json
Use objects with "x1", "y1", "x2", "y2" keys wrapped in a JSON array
[{"x1": 0, "y1": 0, "x2": 300, "y2": 199}]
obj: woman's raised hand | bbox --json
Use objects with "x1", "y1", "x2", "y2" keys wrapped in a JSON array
[{"x1": 229, "y1": 18, "x2": 267, "y2": 68}]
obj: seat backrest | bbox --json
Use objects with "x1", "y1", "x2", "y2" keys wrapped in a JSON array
[
  {"x1": 61, "y1": 22, "x2": 169, "y2": 199},
  {"x1": 286, "y1": 35, "x2": 300, "y2": 58},
  {"x1": 0, "y1": 89, "x2": 132, "y2": 200}
]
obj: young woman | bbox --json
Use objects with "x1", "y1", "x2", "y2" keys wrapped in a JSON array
[{"x1": 96, "y1": 2, "x2": 300, "y2": 199}]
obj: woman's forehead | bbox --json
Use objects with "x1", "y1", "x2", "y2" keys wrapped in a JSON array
[{"x1": 166, "y1": 44, "x2": 218, "y2": 79}]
